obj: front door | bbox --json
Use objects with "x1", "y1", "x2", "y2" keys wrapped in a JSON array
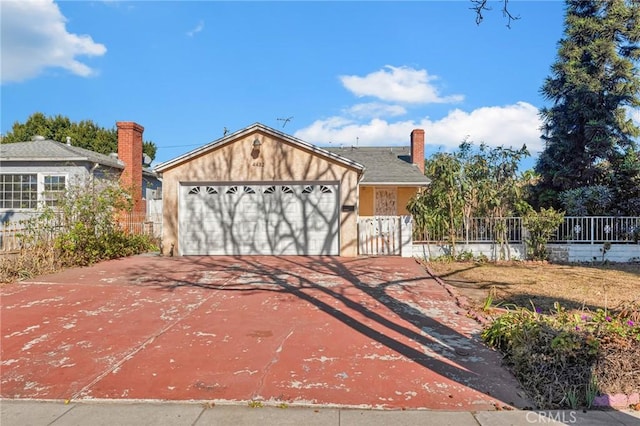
[{"x1": 374, "y1": 187, "x2": 397, "y2": 216}]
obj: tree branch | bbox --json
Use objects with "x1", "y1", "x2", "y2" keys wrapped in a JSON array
[{"x1": 470, "y1": 0, "x2": 520, "y2": 28}]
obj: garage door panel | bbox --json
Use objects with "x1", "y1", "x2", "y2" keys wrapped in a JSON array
[{"x1": 179, "y1": 183, "x2": 339, "y2": 255}]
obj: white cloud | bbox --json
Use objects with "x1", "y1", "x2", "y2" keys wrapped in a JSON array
[
  {"x1": 339, "y1": 65, "x2": 464, "y2": 104},
  {"x1": 344, "y1": 102, "x2": 407, "y2": 119},
  {"x1": 626, "y1": 106, "x2": 640, "y2": 128},
  {"x1": 427, "y1": 102, "x2": 543, "y2": 152},
  {"x1": 295, "y1": 102, "x2": 544, "y2": 153},
  {"x1": 186, "y1": 20, "x2": 205, "y2": 37},
  {"x1": 1, "y1": 0, "x2": 106, "y2": 83}
]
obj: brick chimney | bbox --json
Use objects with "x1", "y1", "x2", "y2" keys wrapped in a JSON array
[
  {"x1": 116, "y1": 122, "x2": 145, "y2": 215},
  {"x1": 410, "y1": 129, "x2": 425, "y2": 174}
]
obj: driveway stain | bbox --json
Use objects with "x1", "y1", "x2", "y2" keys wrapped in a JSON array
[{"x1": 0, "y1": 255, "x2": 533, "y2": 410}]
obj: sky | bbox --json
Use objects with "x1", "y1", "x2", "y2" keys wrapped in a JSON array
[{"x1": 2, "y1": 0, "x2": 625, "y2": 171}]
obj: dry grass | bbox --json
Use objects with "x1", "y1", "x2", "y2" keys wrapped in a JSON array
[{"x1": 426, "y1": 261, "x2": 640, "y2": 314}]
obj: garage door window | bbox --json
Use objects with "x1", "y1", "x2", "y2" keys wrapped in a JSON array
[
  {"x1": 302, "y1": 185, "x2": 314, "y2": 194},
  {"x1": 320, "y1": 185, "x2": 333, "y2": 193},
  {"x1": 244, "y1": 186, "x2": 256, "y2": 194},
  {"x1": 281, "y1": 186, "x2": 294, "y2": 194},
  {"x1": 264, "y1": 186, "x2": 276, "y2": 194},
  {"x1": 226, "y1": 186, "x2": 238, "y2": 194},
  {"x1": 206, "y1": 186, "x2": 218, "y2": 195},
  {"x1": 188, "y1": 187, "x2": 200, "y2": 195}
]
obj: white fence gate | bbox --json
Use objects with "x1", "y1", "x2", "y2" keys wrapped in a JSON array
[
  {"x1": 359, "y1": 216, "x2": 400, "y2": 255},
  {"x1": 358, "y1": 216, "x2": 413, "y2": 256}
]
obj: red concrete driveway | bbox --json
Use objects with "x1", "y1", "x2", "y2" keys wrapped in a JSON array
[{"x1": 1, "y1": 255, "x2": 531, "y2": 410}]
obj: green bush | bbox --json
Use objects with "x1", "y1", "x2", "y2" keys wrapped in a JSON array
[
  {"x1": 0, "y1": 178, "x2": 158, "y2": 282},
  {"x1": 522, "y1": 207, "x2": 564, "y2": 261},
  {"x1": 482, "y1": 302, "x2": 640, "y2": 409}
]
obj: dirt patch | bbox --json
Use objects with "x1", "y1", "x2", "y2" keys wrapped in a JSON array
[{"x1": 426, "y1": 261, "x2": 640, "y2": 314}]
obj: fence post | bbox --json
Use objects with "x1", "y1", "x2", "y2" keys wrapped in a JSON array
[
  {"x1": 590, "y1": 217, "x2": 594, "y2": 244},
  {"x1": 400, "y1": 215, "x2": 413, "y2": 257}
]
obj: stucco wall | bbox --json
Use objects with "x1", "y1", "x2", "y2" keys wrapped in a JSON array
[
  {"x1": 160, "y1": 130, "x2": 360, "y2": 256},
  {"x1": 547, "y1": 244, "x2": 640, "y2": 263},
  {"x1": 413, "y1": 242, "x2": 640, "y2": 263},
  {"x1": 358, "y1": 186, "x2": 419, "y2": 216},
  {"x1": 359, "y1": 187, "x2": 374, "y2": 216},
  {"x1": 413, "y1": 242, "x2": 526, "y2": 261},
  {"x1": 397, "y1": 187, "x2": 417, "y2": 215}
]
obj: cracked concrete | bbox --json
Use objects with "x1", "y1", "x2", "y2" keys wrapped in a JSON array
[{"x1": 1, "y1": 255, "x2": 532, "y2": 410}]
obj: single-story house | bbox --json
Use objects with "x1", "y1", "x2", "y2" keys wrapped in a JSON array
[
  {"x1": 0, "y1": 122, "x2": 160, "y2": 225},
  {"x1": 155, "y1": 123, "x2": 429, "y2": 257}
]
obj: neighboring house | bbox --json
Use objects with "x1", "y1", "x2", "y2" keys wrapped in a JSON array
[
  {"x1": 0, "y1": 122, "x2": 161, "y2": 225},
  {"x1": 155, "y1": 123, "x2": 429, "y2": 257}
]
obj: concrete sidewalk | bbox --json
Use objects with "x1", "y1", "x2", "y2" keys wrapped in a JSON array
[{"x1": 2, "y1": 400, "x2": 640, "y2": 426}]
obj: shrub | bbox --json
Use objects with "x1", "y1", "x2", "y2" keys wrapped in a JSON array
[
  {"x1": 522, "y1": 207, "x2": 564, "y2": 261},
  {"x1": 0, "y1": 178, "x2": 157, "y2": 282},
  {"x1": 482, "y1": 302, "x2": 640, "y2": 409}
]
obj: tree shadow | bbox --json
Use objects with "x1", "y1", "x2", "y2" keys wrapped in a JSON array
[{"x1": 125, "y1": 255, "x2": 534, "y2": 409}]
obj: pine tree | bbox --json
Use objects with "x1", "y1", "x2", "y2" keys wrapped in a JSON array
[{"x1": 534, "y1": 0, "x2": 640, "y2": 215}]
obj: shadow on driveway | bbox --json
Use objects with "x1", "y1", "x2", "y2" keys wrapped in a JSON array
[{"x1": 1, "y1": 255, "x2": 531, "y2": 410}]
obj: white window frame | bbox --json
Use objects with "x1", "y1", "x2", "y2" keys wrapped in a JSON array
[
  {"x1": 0, "y1": 172, "x2": 69, "y2": 211},
  {"x1": 41, "y1": 173, "x2": 68, "y2": 207}
]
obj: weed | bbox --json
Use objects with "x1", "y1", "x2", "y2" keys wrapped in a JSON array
[
  {"x1": 585, "y1": 376, "x2": 598, "y2": 409},
  {"x1": 248, "y1": 401, "x2": 263, "y2": 408},
  {"x1": 482, "y1": 302, "x2": 640, "y2": 409},
  {"x1": 564, "y1": 387, "x2": 579, "y2": 409}
]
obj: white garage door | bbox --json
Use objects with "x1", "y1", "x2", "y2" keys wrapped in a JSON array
[{"x1": 179, "y1": 183, "x2": 340, "y2": 255}]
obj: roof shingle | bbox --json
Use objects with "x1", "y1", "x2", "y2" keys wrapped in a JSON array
[
  {"x1": 325, "y1": 146, "x2": 430, "y2": 185},
  {"x1": 0, "y1": 139, "x2": 124, "y2": 169}
]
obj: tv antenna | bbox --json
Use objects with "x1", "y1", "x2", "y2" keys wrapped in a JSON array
[
  {"x1": 277, "y1": 116, "x2": 293, "y2": 128},
  {"x1": 223, "y1": 127, "x2": 229, "y2": 136}
]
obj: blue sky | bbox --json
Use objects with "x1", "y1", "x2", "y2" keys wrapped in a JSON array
[{"x1": 0, "y1": 1, "x2": 595, "y2": 170}]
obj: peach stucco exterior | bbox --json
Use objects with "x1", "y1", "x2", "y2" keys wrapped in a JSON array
[
  {"x1": 358, "y1": 186, "x2": 421, "y2": 216},
  {"x1": 159, "y1": 128, "x2": 362, "y2": 257}
]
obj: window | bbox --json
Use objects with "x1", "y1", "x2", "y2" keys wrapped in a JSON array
[
  {"x1": 206, "y1": 186, "x2": 218, "y2": 195},
  {"x1": 320, "y1": 185, "x2": 333, "y2": 194},
  {"x1": 263, "y1": 186, "x2": 276, "y2": 194},
  {"x1": 302, "y1": 185, "x2": 314, "y2": 194},
  {"x1": 0, "y1": 174, "x2": 38, "y2": 209},
  {"x1": 244, "y1": 186, "x2": 256, "y2": 194},
  {"x1": 43, "y1": 175, "x2": 66, "y2": 206},
  {"x1": 281, "y1": 186, "x2": 294, "y2": 194},
  {"x1": 226, "y1": 186, "x2": 238, "y2": 194},
  {"x1": 188, "y1": 187, "x2": 201, "y2": 195}
]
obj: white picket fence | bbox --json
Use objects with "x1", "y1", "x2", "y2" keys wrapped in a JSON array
[{"x1": 358, "y1": 216, "x2": 401, "y2": 255}]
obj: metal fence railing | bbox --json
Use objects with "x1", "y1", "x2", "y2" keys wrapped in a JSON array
[
  {"x1": 549, "y1": 216, "x2": 640, "y2": 243},
  {"x1": 413, "y1": 216, "x2": 640, "y2": 244}
]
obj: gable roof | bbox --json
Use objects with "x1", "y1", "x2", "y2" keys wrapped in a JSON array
[
  {"x1": 154, "y1": 123, "x2": 366, "y2": 173},
  {"x1": 0, "y1": 139, "x2": 124, "y2": 169},
  {"x1": 325, "y1": 146, "x2": 431, "y2": 186},
  {"x1": 0, "y1": 138, "x2": 158, "y2": 177}
]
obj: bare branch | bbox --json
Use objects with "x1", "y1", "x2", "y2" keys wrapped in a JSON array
[
  {"x1": 470, "y1": 0, "x2": 520, "y2": 28},
  {"x1": 501, "y1": 0, "x2": 520, "y2": 29},
  {"x1": 470, "y1": 0, "x2": 490, "y2": 25}
]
